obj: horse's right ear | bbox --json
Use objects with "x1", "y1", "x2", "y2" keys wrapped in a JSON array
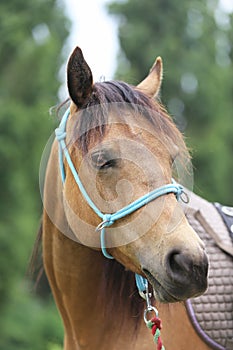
[
  {"x1": 67, "y1": 47, "x2": 93, "y2": 108},
  {"x1": 137, "y1": 56, "x2": 163, "y2": 98}
]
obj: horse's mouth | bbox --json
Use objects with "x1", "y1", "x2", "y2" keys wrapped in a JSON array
[{"x1": 142, "y1": 269, "x2": 183, "y2": 303}]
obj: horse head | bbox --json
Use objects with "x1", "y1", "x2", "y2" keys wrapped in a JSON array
[{"x1": 46, "y1": 47, "x2": 208, "y2": 303}]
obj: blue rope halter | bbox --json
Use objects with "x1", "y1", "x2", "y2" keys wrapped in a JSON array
[{"x1": 55, "y1": 107, "x2": 186, "y2": 296}]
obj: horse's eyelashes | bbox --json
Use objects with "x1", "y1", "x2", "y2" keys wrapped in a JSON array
[
  {"x1": 100, "y1": 159, "x2": 118, "y2": 170},
  {"x1": 91, "y1": 150, "x2": 118, "y2": 170}
]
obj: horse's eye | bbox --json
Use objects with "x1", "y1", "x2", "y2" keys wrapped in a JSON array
[
  {"x1": 99, "y1": 159, "x2": 117, "y2": 169},
  {"x1": 91, "y1": 151, "x2": 118, "y2": 170}
]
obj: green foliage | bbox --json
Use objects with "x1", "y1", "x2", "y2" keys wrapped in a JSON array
[
  {"x1": 47, "y1": 344, "x2": 63, "y2": 350},
  {"x1": 108, "y1": 0, "x2": 233, "y2": 203},
  {"x1": 0, "y1": 0, "x2": 69, "y2": 348},
  {"x1": 0, "y1": 281, "x2": 63, "y2": 350}
]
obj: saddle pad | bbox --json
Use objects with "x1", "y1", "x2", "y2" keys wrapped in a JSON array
[
  {"x1": 185, "y1": 193, "x2": 233, "y2": 350},
  {"x1": 215, "y1": 203, "x2": 233, "y2": 244}
]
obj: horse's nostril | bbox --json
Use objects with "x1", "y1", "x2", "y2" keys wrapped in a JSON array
[
  {"x1": 167, "y1": 250, "x2": 189, "y2": 278},
  {"x1": 166, "y1": 249, "x2": 208, "y2": 289},
  {"x1": 166, "y1": 250, "x2": 197, "y2": 282}
]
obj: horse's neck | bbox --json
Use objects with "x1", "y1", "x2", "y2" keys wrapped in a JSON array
[
  {"x1": 43, "y1": 220, "x2": 150, "y2": 350},
  {"x1": 44, "y1": 224, "x2": 213, "y2": 350},
  {"x1": 45, "y1": 227, "x2": 107, "y2": 348}
]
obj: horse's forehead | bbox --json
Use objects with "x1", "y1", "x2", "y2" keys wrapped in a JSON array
[
  {"x1": 106, "y1": 110, "x2": 156, "y2": 140},
  {"x1": 68, "y1": 104, "x2": 177, "y2": 158},
  {"x1": 105, "y1": 114, "x2": 168, "y2": 153}
]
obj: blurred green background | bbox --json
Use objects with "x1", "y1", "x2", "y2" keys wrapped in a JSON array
[{"x1": 0, "y1": 0, "x2": 232, "y2": 349}]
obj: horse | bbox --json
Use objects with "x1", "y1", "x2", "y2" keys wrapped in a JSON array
[{"x1": 38, "y1": 46, "x2": 213, "y2": 350}]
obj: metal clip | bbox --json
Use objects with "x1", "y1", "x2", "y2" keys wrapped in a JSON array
[
  {"x1": 145, "y1": 287, "x2": 152, "y2": 310},
  {"x1": 144, "y1": 306, "x2": 159, "y2": 324},
  {"x1": 141, "y1": 282, "x2": 159, "y2": 324},
  {"x1": 96, "y1": 214, "x2": 114, "y2": 232},
  {"x1": 96, "y1": 219, "x2": 108, "y2": 232},
  {"x1": 180, "y1": 190, "x2": 189, "y2": 204}
]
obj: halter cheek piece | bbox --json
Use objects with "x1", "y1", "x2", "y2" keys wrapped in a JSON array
[{"x1": 55, "y1": 107, "x2": 188, "y2": 297}]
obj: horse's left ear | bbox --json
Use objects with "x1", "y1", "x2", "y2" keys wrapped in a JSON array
[
  {"x1": 137, "y1": 57, "x2": 163, "y2": 98},
  {"x1": 67, "y1": 47, "x2": 93, "y2": 108}
]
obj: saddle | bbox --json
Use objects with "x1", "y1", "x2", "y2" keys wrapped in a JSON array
[{"x1": 185, "y1": 191, "x2": 233, "y2": 350}]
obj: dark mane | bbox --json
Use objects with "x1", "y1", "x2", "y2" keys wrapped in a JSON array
[
  {"x1": 73, "y1": 81, "x2": 188, "y2": 159},
  {"x1": 99, "y1": 257, "x2": 147, "y2": 327}
]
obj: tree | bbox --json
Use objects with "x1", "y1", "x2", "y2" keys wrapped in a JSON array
[
  {"x1": 0, "y1": 0, "x2": 69, "y2": 348},
  {"x1": 108, "y1": 0, "x2": 233, "y2": 203}
]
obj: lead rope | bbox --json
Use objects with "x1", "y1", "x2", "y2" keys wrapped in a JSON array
[
  {"x1": 136, "y1": 275, "x2": 165, "y2": 350},
  {"x1": 146, "y1": 317, "x2": 165, "y2": 350}
]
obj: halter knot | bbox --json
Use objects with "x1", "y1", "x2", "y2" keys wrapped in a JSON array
[
  {"x1": 97, "y1": 214, "x2": 115, "y2": 260},
  {"x1": 175, "y1": 184, "x2": 183, "y2": 200},
  {"x1": 55, "y1": 127, "x2": 66, "y2": 142},
  {"x1": 103, "y1": 214, "x2": 114, "y2": 227},
  {"x1": 171, "y1": 180, "x2": 189, "y2": 203},
  {"x1": 96, "y1": 214, "x2": 114, "y2": 231}
]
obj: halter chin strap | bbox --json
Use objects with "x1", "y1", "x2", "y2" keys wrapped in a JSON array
[{"x1": 55, "y1": 107, "x2": 187, "y2": 296}]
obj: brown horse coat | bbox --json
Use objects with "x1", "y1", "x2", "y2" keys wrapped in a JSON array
[{"x1": 41, "y1": 47, "x2": 210, "y2": 349}]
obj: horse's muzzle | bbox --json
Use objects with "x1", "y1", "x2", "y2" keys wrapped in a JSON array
[{"x1": 143, "y1": 249, "x2": 209, "y2": 302}]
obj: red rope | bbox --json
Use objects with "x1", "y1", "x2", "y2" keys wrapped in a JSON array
[{"x1": 147, "y1": 316, "x2": 165, "y2": 350}]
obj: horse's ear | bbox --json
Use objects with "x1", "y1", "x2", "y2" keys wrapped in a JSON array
[
  {"x1": 67, "y1": 47, "x2": 93, "y2": 108},
  {"x1": 137, "y1": 57, "x2": 163, "y2": 98}
]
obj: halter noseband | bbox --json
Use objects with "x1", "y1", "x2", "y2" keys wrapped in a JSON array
[{"x1": 55, "y1": 107, "x2": 187, "y2": 296}]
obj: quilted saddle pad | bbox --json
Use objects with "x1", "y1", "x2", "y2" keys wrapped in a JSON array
[{"x1": 185, "y1": 191, "x2": 233, "y2": 350}]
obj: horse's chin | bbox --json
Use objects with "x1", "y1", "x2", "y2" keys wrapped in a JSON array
[
  {"x1": 152, "y1": 284, "x2": 183, "y2": 303},
  {"x1": 142, "y1": 268, "x2": 198, "y2": 303},
  {"x1": 142, "y1": 269, "x2": 179, "y2": 303}
]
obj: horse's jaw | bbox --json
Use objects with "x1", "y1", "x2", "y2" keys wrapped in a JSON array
[
  {"x1": 138, "y1": 226, "x2": 208, "y2": 302},
  {"x1": 142, "y1": 263, "x2": 208, "y2": 303}
]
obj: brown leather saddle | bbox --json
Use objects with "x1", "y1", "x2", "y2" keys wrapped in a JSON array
[{"x1": 185, "y1": 191, "x2": 233, "y2": 350}]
